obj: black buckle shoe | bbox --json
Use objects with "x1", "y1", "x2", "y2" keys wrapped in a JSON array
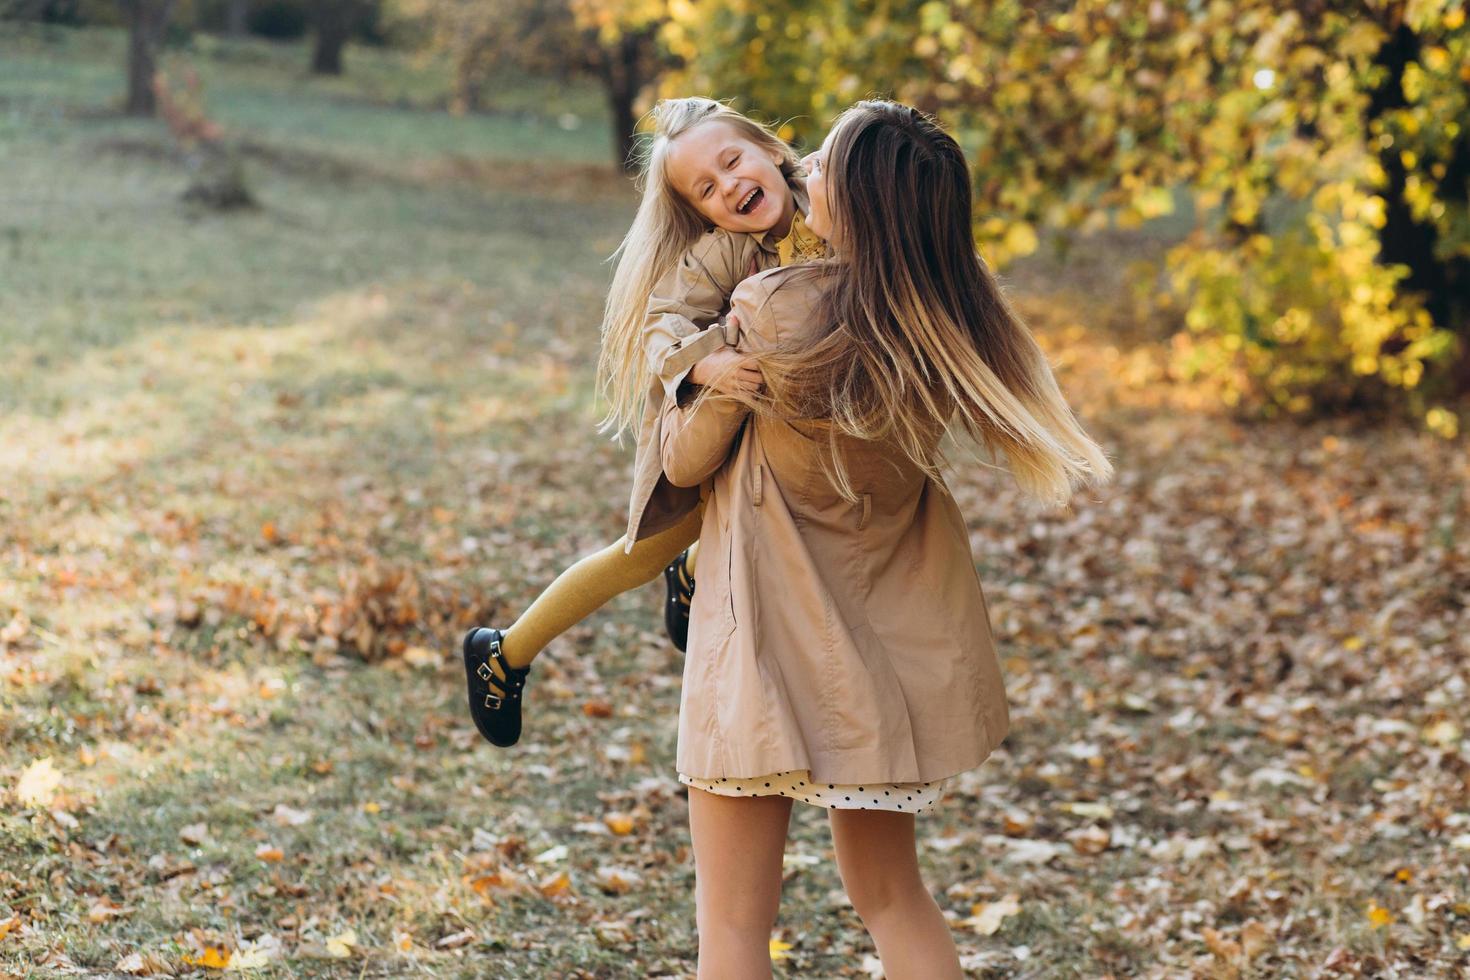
[
  {"x1": 462, "y1": 627, "x2": 531, "y2": 747},
  {"x1": 662, "y1": 549, "x2": 696, "y2": 653}
]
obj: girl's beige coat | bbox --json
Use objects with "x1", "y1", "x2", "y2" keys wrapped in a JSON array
[{"x1": 660, "y1": 264, "x2": 1010, "y2": 785}]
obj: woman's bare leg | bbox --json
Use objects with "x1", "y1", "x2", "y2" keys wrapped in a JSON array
[
  {"x1": 828, "y1": 808, "x2": 962, "y2": 979},
  {"x1": 688, "y1": 789, "x2": 792, "y2": 979},
  {"x1": 495, "y1": 505, "x2": 703, "y2": 668}
]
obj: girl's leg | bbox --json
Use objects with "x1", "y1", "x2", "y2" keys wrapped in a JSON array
[
  {"x1": 688, "y1": 789, "x2": 792, "y2": 979},
  {"x1": 496, "y1": 505, "x2": 703, "y2": 668},
  {"x1": 828, "y1": 809, "x2": 963, "y2": 980}
]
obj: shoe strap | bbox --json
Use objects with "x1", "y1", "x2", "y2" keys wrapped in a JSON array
[{"x1": 485, "y1": 634, "x2": 530, "y2": 700}]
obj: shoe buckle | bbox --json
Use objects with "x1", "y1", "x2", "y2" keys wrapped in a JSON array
[
  {"x1": 476, "y1": 662, "x2": 493, "y2": 682},
  {"x1": 484, "y1": 693, "x2": 503, "y2": 710}
]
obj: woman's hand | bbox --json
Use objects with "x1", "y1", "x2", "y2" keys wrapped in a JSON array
[{"x1": 688, "y1": 344, "x2": 762, "y2": 394}]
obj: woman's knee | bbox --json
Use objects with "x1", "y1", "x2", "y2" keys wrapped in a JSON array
[{"x1": 695, "y1": 870, "x2": 781, "y2": 935}]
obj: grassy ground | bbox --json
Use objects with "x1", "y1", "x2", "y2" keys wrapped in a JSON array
[{"x1": 2, "y1": 24, "x2": 1468, "y2": 979}]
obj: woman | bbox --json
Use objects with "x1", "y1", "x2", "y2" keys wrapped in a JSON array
[{"x1": 659, "y1": 101, "x2": 1112, "y2": 978}]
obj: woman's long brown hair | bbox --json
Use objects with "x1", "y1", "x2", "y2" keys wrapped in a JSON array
[{"x1": 757, "y1": 101, "x2": 1112, "y2": 506}]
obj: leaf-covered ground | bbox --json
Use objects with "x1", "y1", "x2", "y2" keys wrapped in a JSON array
[{"x1": 2, "y1": 26, "x2": 1468, "y2": 980}]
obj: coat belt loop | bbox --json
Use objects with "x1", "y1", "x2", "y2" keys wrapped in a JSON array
[{"x1": 858, "y1": 493, "x2": 871, "y2": 530}]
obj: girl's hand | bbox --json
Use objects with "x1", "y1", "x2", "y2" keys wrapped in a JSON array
[{"x1": 689, "y1": 345, "x2": 763, "y2": 394}]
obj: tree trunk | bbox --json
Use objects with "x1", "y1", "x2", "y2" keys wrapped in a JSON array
[
  {"x1": 449, "y1": 32, "x2": 488, "y2": 115},
  {"x1": 601, "y1": 34, "x2": 643, "y2": 172},
  {"x1": 1367, "y1": 21, "x2": 1470, "y2": 390},
  {"x1": 121, "y1": 0, "x2": 176, "y2": 116},
  {"x1": 310, "y1": 2, "x2": 354, "y2": 75},
  {"x1": 226, "y1": 0, "x2": 248, "y2": 38}
]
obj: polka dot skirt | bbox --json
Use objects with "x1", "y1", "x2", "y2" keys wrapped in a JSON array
[{"x1": 679, "y1": 769, "x2": 945, "y2": 814}]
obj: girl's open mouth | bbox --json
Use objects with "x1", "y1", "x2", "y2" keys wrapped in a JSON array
[{"x1": 737, "y1": 187, "x2": 765, "y2": 215}]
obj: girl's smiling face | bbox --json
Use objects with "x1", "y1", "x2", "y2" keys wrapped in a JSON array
[{"x1": 665, "y1": 120, "x2": 795, "y2": 237}]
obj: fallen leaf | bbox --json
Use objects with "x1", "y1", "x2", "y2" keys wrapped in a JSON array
[
  {"x1": 271, "y1": 804, "x2": 311, "y2": 826},
  {"x1": 603, "y1": 812, "x2": 635, "y2": 835},
  {"x1": 1422, "y1": 720, "x2": 1460, "y2": 745},
  {"x1": 401, "y1": 646, "x2": 438, "y2": 669},
  {"x1": 184, "y1": 947, "x2": 231, "y2": 969},
  {"x1": 1366, "y1": 902, "x2": 1393, "y2": 929},
  {"x1": 1067, "y1": 825, "x2": 1111, "y2": 854},
  {"x1": 87, "y1": 899, "x2": 127, "y2": 923},
  {"x1": 179, "y1": 823, "x2": 209, "y2": 846},
  {"x1": 435, "y1": 929, "x2": 475, "y2": 949},
  {"x1": 965, "y1": 894, "x2": 1022, "y2": 935},
  {"x1": 1202, "y1": 926, "x2": 1240, "y2": 961},
  {"x1": 1457, "y1": 933, "x2": 1470, "y2": 951},
  {"x1": 115, "y1": 951, "x2": 174, "y2": 976},
  {"x1": 595, "y1": 865, "x2": 643, "y2": 894},
  {"x1": 226, "y1": 937, "x2": 280, "y2": 971},
  {"x1": 582, "y1": 700, "x2": 614, "y2": 718},
  {"x1": 325, "y1": 929, "x2": 357, "y2": 958},
  {"x1": 361, "y1": 801, "x2": 382, "y2": 815},
  {"x1": 538, "y1": 870, "x2": 572, "y2": 897},
  {"x1": 254, "y1": 844, "x2": 284, "y2": 862},
  {"x1": 16, "y1": 757, "x2": 61, "y2": 808},
  {"x1": 769, "y1": 938, "x2": 794, "y2": 961},
  {"x1": 393, "y1": 931, "x2": 413, "y2": 953},
  {"x1": 1240, "y1": 919, "x2": 1271, "y2": 961},
  {"x1": 1057, "y1": 801, "x2": 1114, "y2": 820},
  {"x1": 0, "y1": 916, "x2": 20, "y2": 940},
  {"x1": 533, "y1": 844, "x2": 568, "y2": 864},
  {"x1": 1002, "y1": 811, "x2": 1034, "y2": 836}
]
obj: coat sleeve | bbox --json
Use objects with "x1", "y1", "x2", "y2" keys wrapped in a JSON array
[
  {"x1": 643, "y1": 231, "x2": 752, "y2": 401},
  {"x1": 658, "y1": 279, "x2": 778, "y2": 487}
]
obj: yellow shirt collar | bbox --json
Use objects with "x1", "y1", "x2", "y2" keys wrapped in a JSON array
[{"x1": 772, "y1": 210, "x2": 828, "y2": 266}]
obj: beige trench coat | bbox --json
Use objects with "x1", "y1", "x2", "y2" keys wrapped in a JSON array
[
  {"x1": 623, "y1": 184, "x2": 811, "y2": 552},
  {"x1": 659, "y1": 264, "x2": 1010, "y2": 784}
]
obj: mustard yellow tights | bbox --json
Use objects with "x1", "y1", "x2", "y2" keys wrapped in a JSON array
[{"x1": 498, "y1": 506, "x2": 703, "y2": 668}]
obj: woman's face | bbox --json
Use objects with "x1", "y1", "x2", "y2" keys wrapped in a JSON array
[
  {"x1": 664, "y1": 120, "x2": 794, "y2": 236},
  {"x1": 800, "y1": 127, "x2": 841, "y2": 249}
]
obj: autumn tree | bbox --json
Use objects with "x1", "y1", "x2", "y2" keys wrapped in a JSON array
[
  {"x1": 392, "y1": 0, "x2": 673, "y2": 169},
  {"x1": 670, "y1": 0, "x2": 1470, "y2": 431},
  {"x1": 119, "y1": 0, "x2": 176, "y2": 115},
  {"x1": 569, "y1": 0, "x2": 672, "y2": 169}
]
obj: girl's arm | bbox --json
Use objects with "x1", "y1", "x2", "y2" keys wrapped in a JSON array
[
  {"x1": 659, "y1": 287, "x2": 774, "y2": 487},
  {"x1": 644, "y1": 231, "x2": 759, "y2": 400}
]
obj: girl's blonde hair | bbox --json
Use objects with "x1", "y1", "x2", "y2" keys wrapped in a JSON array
[
  {"x1": 597, "y1": 97, "x2": 802, "y2": 437},
  {"x1": 755, "y1": 101, "x2": 1113, "y2": 507}
]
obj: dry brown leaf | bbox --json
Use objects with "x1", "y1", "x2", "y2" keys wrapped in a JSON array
[
  {"x1": 434, "y1": 929, "x2": 475, "y2": 949},
  {"x1": 603, "y1": 812, "x2": 635, "y2": 835},
  {"x1": 594, "y1": 865, "x2": 643, "y2": 895},
  {"x1": 582, "y1": 700, "x2": 614, "y2": 718},
  {"x1": 537, "y1": 870, "x2": 573, "y2": 897},
  {"x1": 178, "y1": 823, "x2": 208, "y2": 846},
  {"x1": 1067, "y1": 824, "x2": 1110, "y2": 855}
]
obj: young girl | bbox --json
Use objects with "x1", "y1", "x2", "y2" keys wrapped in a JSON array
[
  {"x1": 660, "y1": 101, "x2": 1113, "y2": 977},
  {"x1": 461, "y1": 98, "x2": 828, "y2": 747}
]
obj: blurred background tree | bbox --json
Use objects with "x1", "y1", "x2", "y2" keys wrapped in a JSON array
[
  {"x1": 119, "y1": 0, "x2": 176, "y2": 114},
  {"x1": 387, "y1": 0, "x2": 672, "y2": 168},
  {"x1": 308, "y1": 0, "x2": 377, "y2": 74},
  {"x1": 3, "y1": 0, "x2": 1464, "y2": 429},
  {"x1": 668, "y1": 0, "x2": 1469, "y2": 432}
]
